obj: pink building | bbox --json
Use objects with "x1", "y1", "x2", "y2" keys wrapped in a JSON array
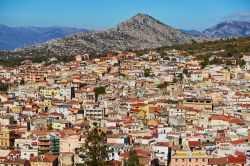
[{"x1": 60, "y1": 134, "x2": 85, "y2": 153}]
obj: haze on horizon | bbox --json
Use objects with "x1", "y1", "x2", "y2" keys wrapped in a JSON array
[{"x1": 0, "y1": 0, "x2": 250, "y2": 31}]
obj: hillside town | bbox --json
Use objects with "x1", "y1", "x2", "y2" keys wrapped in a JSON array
[{"x1": 0, "y1": 49, "x2": 250, "y2": 166}]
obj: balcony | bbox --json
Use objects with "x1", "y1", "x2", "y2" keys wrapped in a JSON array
[{"x1": 39, "y1": 142, "x2": 50, "y2": 146}]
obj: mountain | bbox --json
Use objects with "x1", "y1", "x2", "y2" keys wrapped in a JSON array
[
  {"x1": 0, "y1": 25, "x2": 88, "y2": 50},
  {"x1": 4, "y1": 13, "x2": 200, "y2": 58},
  {"x1": 180, "y1": 29, "x2": 201, "y2": 36},
  {"x1": 201, "y1": 20, "x2": 250, "y2": 38}
]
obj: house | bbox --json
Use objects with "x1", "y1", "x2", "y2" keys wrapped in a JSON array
[
  {"x1": 183, "y1": 97, "x2": 213, "y2": 111},
  {"x1": 30, "y1": 154, "x2": 58, "y2": 166},
  {"x1": 60, "y1": 134, "x2": 85, "y2": 153},
  {"x1": 153, "y1": 142, "x2": 169, "y2": 163},
  {"x1": 52, "y1": 120, "x2": 71, "y2": 130},
  {"x1": 171, "y1": 150, "x2": 208, "y2": 166},
  {"x1": 0, "y1": 126, "x2": 15, "y2": 149}
]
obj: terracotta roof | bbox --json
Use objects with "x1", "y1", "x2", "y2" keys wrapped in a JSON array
[
  {"x1": 142, "y1": 135, "x2": 155, "y2": 140},
  {"x1": 30, "y1": 154, "x2": 58, "y2": 163},
  {"x1": 155, "y1": 142, "x2": 169, "y2": 147},
  {"x1": 231, "y1": 139, "x2": 247, "y2": 145},
  {"x1": 210, "y1": 115, "x2": 243, "y2": 123},
  {"x1": 227, "y1": 155, "x2": 246, "y2": 164},
  {"x1": 188, "y1": 141, "x2": 202, "y2": 147},
  {"x1": 208, "y1": 157, "x2": 229, "y2": 165}
]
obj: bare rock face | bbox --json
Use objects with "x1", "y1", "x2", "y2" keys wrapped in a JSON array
[
  {"x1": 201, "y1": 20, "x2": 250, "y2": 39},
  {"x1": 8, "y1": 13, "x2": 200, "y2": 58}
]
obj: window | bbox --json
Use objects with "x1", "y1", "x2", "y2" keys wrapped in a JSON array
[
  {"x1": 182, "y1": 159, "x2": 184, "y2": 162},
  {"x1": 189, "y1": 159, "x2": 191, "y2": 162},
  {"x1": 196, "y1": 159, "x2": 198, "y2": 162}
]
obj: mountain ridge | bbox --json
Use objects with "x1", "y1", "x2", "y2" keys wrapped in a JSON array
[
  {"x1": 201, "y1": 20, "x2": 250, "y2": 38},
  {"x1": 4, "y1": 13, "x2": 200, "y2": 58},
  {"x1": 0, "y1": 25, "x2": 88, "y2": 50}
]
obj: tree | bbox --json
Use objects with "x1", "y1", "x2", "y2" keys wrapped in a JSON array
[
  {"x1": 0, "y1": 83, "x2": 8, "y2": 92},
  {"x1": 144, "y1": 69, "x2": 151, "y2": 77},
  {"x1": 226, "y1": 60, "x2": 232, "y2": 66},
  {"x1": 47, "y1": 123, "x2": 53, "y2": 130},
  {"x1": 157, "y1": 82, "x2": 168, "y2": 89},
  {"x1": 94, "y1": 86, "x2": 106, "y2": 101},
  {"x1": 20, "y1": 79, "x2": 25, "y2": 85},
  {"x1": 237, "y1": 59, "x2": 246, "y2": 68},
  {"x1": 201, "y1": 56, "x2": 209, "y2": 68},
  {"x1": 178, "y1": 73, "x2": 184, "y2": 81},
  {"x1": 210, "y1": 58, "x2": 222, "y2": 65},
  {"x1": 126, "y1": 148, "x2": 141, "y2": 166},
  {"x1": 183, "y1": 69, "x2": 188, "y2": 74},
  {"x1": 79, "y1": 125, "x2": 112, "y2": 166}
]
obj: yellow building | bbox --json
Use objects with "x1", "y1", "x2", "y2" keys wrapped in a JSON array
[
  {"x1": 42, "y1": 99, "x2": 52, "y2": 108},
  {"x1": 10, "y1": 105, "x2": 23, "y2": 114},
  {"x1": 0, "y1": 126, "x2": 15, "y2": 149}
]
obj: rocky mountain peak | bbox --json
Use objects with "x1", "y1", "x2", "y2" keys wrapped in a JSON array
[
  {"x1": 201, "y1": 20, "x2": 250, "y2": 38},
  {"x1": 4, "y1": 14, "x2": 200, "y2": 58},
  {"x1": 116, "y1": 13, "x2": 164, "y2": 31}
]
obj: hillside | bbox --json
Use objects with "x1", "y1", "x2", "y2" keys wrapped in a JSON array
[
  {"x1": 0, "y1": 25, "x2": 88, "y2": 50},
  {"x1": 201, "y1": 20, "x2": 250, "y2": 38},
  {"x1": 0, "y1": 14, "x2": 200, "y2": 58}
]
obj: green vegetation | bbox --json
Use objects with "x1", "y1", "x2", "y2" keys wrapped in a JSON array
[
  {"x1": 47, "y1": 123, "x2": 53, "y2": 130},
  {"x1": 79, "y1": 124, "x2": 111, "y2": 166},
  {"x1": 178, "y1": 73, "x2": 184, "y2": 81},
  {"x1": 0, "y1": 55, "x2": 75, "y2": 67},
  {"x1": 183, "y1": 69, "x2": 188, "y2": 74},
  {"x1": 46, "y1": 55, "x2": 75, "y2": 65},
  {"x1": 209, "y1": 57, "x2": 223, "y2": 65},
  {"x1": 111, "y1": 52, "x2": 119, "y2": 56},
  {"x1": 134, "y1": 37, "x2": 250, "y2": 60},
  {"x1": 0, "y1": 37, "x2": 249, "y2": 68},
  {"x1": 144, "y1": 69, "x2": 151, "y2": 77},
  {"x1": 157, "y1": 82, "x2": 168, "y2": 89},
  {"x1": 20, "y1": 79, "x2": 25, "y2": 85},
  {"x1": 237, "y1": 59, "x2": 246, "y2": 68},
  {"x1": 94, "y1": 86, "x2": 106, "y2": 100},
  {"x1": 118, "y1": 72, "x2": 126, "y2": 77},
  {"x1": 124, "y1": 148, "x2": 142, "y2": 166},
  {"x1": 201, "y1": 57, "x2": 223, "y2": 68},
  {"x1": 226, "y1": 60, "x2": 232, "y2": 66},
  {"x1": 0, "y1": 82, "x2": 8, "y2": 92}
]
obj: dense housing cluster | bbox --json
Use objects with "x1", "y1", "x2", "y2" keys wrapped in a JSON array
[{"x1": 0, "y1": 49, "x2": 250, "y2": 166}]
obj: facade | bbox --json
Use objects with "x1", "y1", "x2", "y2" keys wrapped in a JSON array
[
  {"x1": 0, "y1": 50, "x2": 249, "y2": 165},
  {"x1": 0, "y1": 127, "x2": 15, "y2": 149}
]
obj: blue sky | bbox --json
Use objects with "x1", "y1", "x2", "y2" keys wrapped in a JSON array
[{"x1": 0, "y1": 0, "x2": 250, "y2": 31}]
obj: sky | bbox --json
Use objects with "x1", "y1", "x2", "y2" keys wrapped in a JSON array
[{"x1": 0, "y1": 0, "x2": 250, "y2": 31}]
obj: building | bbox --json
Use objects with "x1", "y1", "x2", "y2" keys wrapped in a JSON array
[
  {"x1": 0, "y1": 126, "x2": 15, "y2": 149},
  {"x1": 30, "y1": 154, "x2": 58, "y2": 166}
]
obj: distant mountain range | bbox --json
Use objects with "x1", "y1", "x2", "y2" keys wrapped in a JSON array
[
  {"x1": 201, "y1": 20, "x2": 250, "y2": 38},
  {"x1": 0, "y1": 25, "x2": 88, "y2": 50},
  {"x1": 180, "y1": 29, "x2": 201, "y2": 36},
  {"x1": 0, "y1": 14, "x2": 250, "y2": 57},
  {"x1": 1, "y1": 14, "x2": 199, "y2": 58}
]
